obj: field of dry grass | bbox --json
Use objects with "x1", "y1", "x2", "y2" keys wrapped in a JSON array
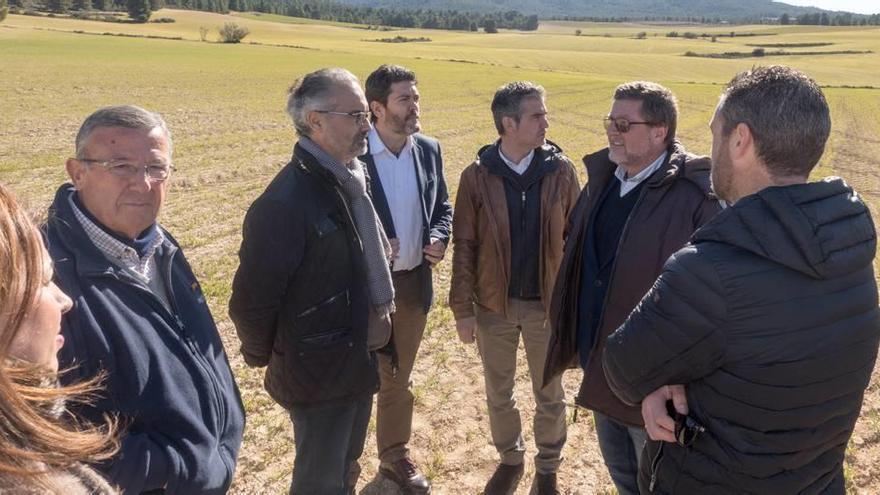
[{"x1": 1, "y1": 9, "x2": 879, "y2": 494}]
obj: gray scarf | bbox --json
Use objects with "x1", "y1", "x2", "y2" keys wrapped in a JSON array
[{"x1": 299, "y1": 138, "x2": 394, "y2": 347}]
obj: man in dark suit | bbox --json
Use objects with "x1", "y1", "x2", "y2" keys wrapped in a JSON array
[{"x1": 360, "y1": 64, "x2": 452, "y2": 494}]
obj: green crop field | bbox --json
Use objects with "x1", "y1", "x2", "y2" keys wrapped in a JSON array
[{"x1": 2, "y1": 9, "x2": 879, "y2": 493}]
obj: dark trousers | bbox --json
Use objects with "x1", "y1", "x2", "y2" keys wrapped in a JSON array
[
  {"x1": 594, "y1": 411, "x2": 647, "y2": 495},
  {"x1": 289, "y1": 394, "x2": 373, "y2": 495}
]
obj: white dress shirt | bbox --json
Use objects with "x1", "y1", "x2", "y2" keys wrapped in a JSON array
[
  {"x1": 613, "y1": 151, "x2": 667, "y2": 197},
  {"x1": 499, "y1": 148, "x2": 535, "y2": 175},
  {"x1": 369, "y1": 128, "x2": 423, "y2": 271}
]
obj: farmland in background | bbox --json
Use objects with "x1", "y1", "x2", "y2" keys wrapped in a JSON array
[{"x1": 1, "y1": 10, "x2": 879, "y2": 493}]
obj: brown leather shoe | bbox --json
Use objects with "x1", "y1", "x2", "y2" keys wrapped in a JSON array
[
  {"x1": 532, "y1": 472, "x2": 559, "y2": 495},
  {"x1": 379, "y1": 457, "x2": 431, "y2": 494},
  {"x1": 484, "y1": 463, "x2": 524, "y2": 495}
]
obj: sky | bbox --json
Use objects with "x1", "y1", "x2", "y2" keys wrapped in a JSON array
[{"x1": 775, "y1": 0, "x2": 878, "y2": 15}]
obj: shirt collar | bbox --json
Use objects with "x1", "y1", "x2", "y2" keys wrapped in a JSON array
[
  {"x1": 614, "y1": 151, "x2": 667, "y2": 185},
  {"x1": 368, "y1": 127, "x2": 413, "y2": 158},
  {"x1": 68, "y1": 190, "x2": 165, "y2": 278},
  {"x1": 499, "y1": 148, "x2": 535, "y2": 170}
]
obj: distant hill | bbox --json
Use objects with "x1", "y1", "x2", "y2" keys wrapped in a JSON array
[{"x1": 329, "y1": 0, "x2": 833, "y2": 21}]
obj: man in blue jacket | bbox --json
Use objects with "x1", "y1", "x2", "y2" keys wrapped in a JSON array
[{"x1": 45, "y1": 105, "x2": 245, "y2": 494}]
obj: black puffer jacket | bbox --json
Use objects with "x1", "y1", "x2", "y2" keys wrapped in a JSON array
[{"x1": 603, "y1": 178, "x2": 880, "y2": 494}]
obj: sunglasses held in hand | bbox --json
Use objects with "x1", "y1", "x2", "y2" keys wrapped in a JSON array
[{"x1": 666, "y1": 400, "x2": 706, "y2": 447}]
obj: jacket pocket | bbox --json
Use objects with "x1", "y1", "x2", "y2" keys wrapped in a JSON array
[
  {"x1": 296, "y1": 289, "x2": 349, "y2": 319},
  {"x1": 294, "y1": 289, "x2": 352, "y2": 339},
  {"x1": 289, "y1": 327, "x2": 357, "y2": 399}
]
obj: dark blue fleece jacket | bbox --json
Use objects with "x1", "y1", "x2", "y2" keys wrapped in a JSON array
[{"x1": 45, "y1": 184, "x2": 245, "y2": 494}]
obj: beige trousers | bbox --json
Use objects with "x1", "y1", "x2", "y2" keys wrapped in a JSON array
[
  {"x1": 376, "y1": 268, "x2": 429, "y2": 463},
  {"x1": 475, "y1": 298, "x2": 567, "y2": 474}
]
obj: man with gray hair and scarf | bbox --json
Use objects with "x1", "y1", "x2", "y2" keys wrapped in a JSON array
[{"x1": 230, "y1": 67, "x2": 393, "y2": 494}]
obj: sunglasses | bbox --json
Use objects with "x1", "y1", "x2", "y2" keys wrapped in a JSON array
[
  {"x1": 603, "y1": 116, "x2": 655, "y2": 133},
  {"x1": 666, "y1": 401, "x2": 705, "y2": 447}
]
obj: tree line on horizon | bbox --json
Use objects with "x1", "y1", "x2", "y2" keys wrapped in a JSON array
[
  {"x1": 2, "y1": 0, "x2": 877, "y2": 28},
  {"x1": 553, "y1": 12, "x2": 880, "y2": 26},
  {"x1": 3, "y1": 0, "x2": 539, "y2": 30}
]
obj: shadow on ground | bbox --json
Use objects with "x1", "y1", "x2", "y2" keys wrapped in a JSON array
[{"x1": 359, "y1": 473, "x2": 405, "y2": 495}]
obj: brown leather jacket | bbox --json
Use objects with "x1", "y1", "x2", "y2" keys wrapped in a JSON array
[
  {"x1": 543, "y1": 141, "x2": 722, "y2": 426},
  {"x1": 449, "y1": 142, "x2": 580, "y2": 319}
]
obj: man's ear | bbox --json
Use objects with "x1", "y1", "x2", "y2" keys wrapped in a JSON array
[
  {"x1": 652, "y1": 125, "x2": 669, "y2": 145},
  {"x1": 369, "y1": 100, "x2": 384, "y2": 122},
  {"x1": 730, "y1": 122, "x2": 754, "y2": 161},
  {"x1": 501, "y1": 115, "x2": 517, "y2": 136},
  {"x1": 307, "y1": 110, "x2": 323, "y2": 133},
  {"x1": 66, "y1": 158, "x2": 86, "y2": 186}
]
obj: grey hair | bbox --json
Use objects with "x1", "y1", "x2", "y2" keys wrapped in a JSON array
[
  {"x1": 719, "y1": 65, "x2": 830, "y2": 179},
  {"x1": 286, "y1": 68, "x2": 361, "y2": 137},
  {"x1": 75, "y1": 105, "x2": 172, "y2": 159},
  {"x1": 491, "y1": 81, "x2": 546, "y2": 136},
  {"x1": 613, "y1": 81, "x2": 678, "y2": 145}
]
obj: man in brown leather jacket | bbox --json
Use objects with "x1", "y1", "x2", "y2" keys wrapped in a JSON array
[
  {"x1": 542, "y1": 81, "x2": 721, "y2": 495},
  {"x1": 449, "y1": 81, "x2": 580, "y2": 495}
]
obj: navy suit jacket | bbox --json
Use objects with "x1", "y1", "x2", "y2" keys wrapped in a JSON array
[{"x1": 360, "y1": 132, "x2": 453, "y2": 312}]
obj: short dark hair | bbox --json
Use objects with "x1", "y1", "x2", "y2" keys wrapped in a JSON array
[
  {"x1": 719, "y1": 65, "x2": 830, "y2": 179},
  {"x1": 365, "y1": 65, "x2": 417, "y2": 122},
  {"x1": 491, "y1": 81, "x2": 545, "y2": 135},
  {"x1": 613, "y1": 81, "x2": 678, "y2": 145}
]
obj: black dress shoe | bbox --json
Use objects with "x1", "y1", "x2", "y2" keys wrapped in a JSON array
[
  {"x1": 484, "y1": 463, "x2": 524, "y2": 495},
  {"x1": 532, "y1": 472, "x2": 559, "y2": 495},
  {"x1": 379, "y1": 457, "x2": 431, "y2": 494}
]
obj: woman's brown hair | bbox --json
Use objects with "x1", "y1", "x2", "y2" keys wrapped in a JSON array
[{"x1": 0, "y1": 183, "x2": 118, "y2": 484}]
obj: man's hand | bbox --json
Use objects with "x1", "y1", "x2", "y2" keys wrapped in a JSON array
[
  {"x1": 642, "y1": 384, "x2": 688, "y2": 443},
  {"x1": 389, "y1": 238, "x2": 400, "y2": 260},
  {"x1": 423, "y1": 239, "x2": 447, "y2": 266},
  {"x1": 455, "y1": 317, "x2": 476, "y2": 344}
]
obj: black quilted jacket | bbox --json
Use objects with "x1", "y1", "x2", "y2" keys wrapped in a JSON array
[{"x1": 603, "y1": 178, "x2": 880, "y2": 494}]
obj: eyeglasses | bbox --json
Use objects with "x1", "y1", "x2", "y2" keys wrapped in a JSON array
[
  {"x1": 78, "y1": 158, "x2": 175, "y2": 182},
  {"x1": 603, "y1": 116, "x2": 655, "y2": 133},
  {"x1": 314, "y1": 110, "x2": 370, "y2": 126}
]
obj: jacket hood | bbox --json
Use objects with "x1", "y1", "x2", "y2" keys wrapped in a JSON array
[{"x1": 694, "y1": 177, "x2": 876, "y2": 279}]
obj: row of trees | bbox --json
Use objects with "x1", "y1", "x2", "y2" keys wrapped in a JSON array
[
  {"x1": 555, "y1": 13, "x2": 880, "y2": 26},
  {"x1": 225, "y1": 1, "x2": 539, "y2": 31},
  {"x1": 6, "y1": 0, "x2": 539, "y2": 30},
  {"x1": 784, "y1": 12, "x2": 880, "y2": 26}
]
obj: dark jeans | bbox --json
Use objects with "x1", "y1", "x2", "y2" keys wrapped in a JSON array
[
  {"x1": 594, "y1": 411, "x2": 647, "y2": 495},
  {"x1": 289, "y1": 394, "x2": 373, "y2": 495}
]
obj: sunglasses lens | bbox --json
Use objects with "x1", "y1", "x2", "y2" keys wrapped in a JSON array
[{"x1": 615, "y1": 119, "x2": 630, "y2": 133}]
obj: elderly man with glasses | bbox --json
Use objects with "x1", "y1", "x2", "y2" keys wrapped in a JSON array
[
  {"x1": 230, "y1": 68, "x2": 391, "y2": 494},
  {"x1": 45, "y1": 105, "x2": 245, "y2": 494},
  {"x1": 542, "y1": 81, "x2": 721, "y2": 495}
]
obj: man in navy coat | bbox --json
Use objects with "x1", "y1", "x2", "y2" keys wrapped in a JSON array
[{"x1": 46, "y1": 105, "x2": 244, "y2": 494}]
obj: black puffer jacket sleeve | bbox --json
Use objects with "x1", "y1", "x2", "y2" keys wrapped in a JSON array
[{"x1": 602, "y1": 244, "x2": 728, "y2": 405}]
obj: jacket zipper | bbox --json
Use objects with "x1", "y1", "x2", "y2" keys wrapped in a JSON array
[
  {"x1": 160, "y1": 250, "x2": 228, "y2": 439},
  {"x1": 333, "y1": 186, "x2": 364, "y2": 254},
  {"x1": 296, "y1": 290, "x2": 349, "y2": 319},
  {"x1": 649, "y1": 442, "x2": 664, "y2": 492},
  {"x1": 520, "y1": 189, "x2": 527, "y2": 298}
]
